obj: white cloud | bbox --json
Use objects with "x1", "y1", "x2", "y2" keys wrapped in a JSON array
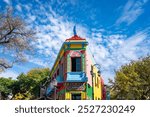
[
  {"x1": 23, "y1": 4, "x2": 31, "y2": 11},
  {"x1": 3, "y1": 0, "x2": 10, "y2": 5},
  {"x1": 0, "y1": 70, "x2": 18, "y2": 79},
  {"x1": 116, "y1": 0, "x2": 148, "y2": 25},
  {"x1": 16, "y1": 4, "x2": 22, "y2": 12},
  {"x1": 29, "y1": 58, "x2": 49, "y2": 67},
  {"x1": 23, "y1": 4, "x2": 88, "y2": 65},
  {"x1": 27, "y1": 14, "x2": 36, "y2": 22},
  {"x1": 88, "y1": 28, "x2": 150, "y2": 83},
  {"x1": 1, "y1": 1, "x2": 149, "y2": 83},
  {"x1": 20, "y1": 2, "x2": 149, "y2": 83},
  {"x1": 70, "y1": 0, "x2": 78, "y2": 6}
]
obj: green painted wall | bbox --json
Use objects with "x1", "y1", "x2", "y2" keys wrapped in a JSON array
[
  {"x1": 86, "y1": 84, "x2": 93, "y2": 100},
  {"x1": 81, "y1": 54, "x2": 85, "y2": 72},
  {"x1": 67, "y1": 54, "x2": 71, "y2": 72},
  {"x1": 57, "y1": 89, "x2": 65, "y2": 95}
]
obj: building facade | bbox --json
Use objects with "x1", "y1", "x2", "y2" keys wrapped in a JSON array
[{"x1": 45, "y1": 32, "x2": 105, "y2": 100}]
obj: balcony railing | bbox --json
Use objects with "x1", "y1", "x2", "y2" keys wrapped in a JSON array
[
  {"x1": 46, "y1": 87, "x2": 53, "y2": 96},
  {"x1": 46, "y1": 79, "x2": 57, "y2": 96},
  {"x1": 56, "y1": 76, "x2": 63, "y2": 83}
]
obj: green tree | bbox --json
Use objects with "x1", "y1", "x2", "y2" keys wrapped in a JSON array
[
  {"x1": 109, "y1": 56, "x2": 150, "y2": 100},
  {"x1": 26, "y1": 68, "x2": 50, "y2": 99},
  {"x1": 12, "y1": 68, "x2": 50, "y2": 100},
  {"x1": 12, "y1": 73, "x2": 35, "y2": 100},
  {"x1": 0, "y1": 77, "x2": 14, "y2": 99}
]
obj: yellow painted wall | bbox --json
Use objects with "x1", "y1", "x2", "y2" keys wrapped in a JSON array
[
  {"x1": 65, "y1": 91, "x2": 86, "y2": 100},
  {"x1": 93, "y1": 66, "x2": 102, "y2": 100},
  {"x1": 50, "y1": 49, "x2": 64, "y2": 77},
  {"x1": 70, "y1": 44, "x2": 82, "y2": 48},
  {"x1": 65, "y1": 92, "x2": 70, "y2": 100}
]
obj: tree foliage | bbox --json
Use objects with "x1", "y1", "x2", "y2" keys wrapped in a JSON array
[
  {"x1": 109, "y1": 56, "x2": 150, "y2": 100},
  {"x1": 0, "y1": 77, "x2": 14, "y2": 99},
  {"x1": 0, "y1": 8, "x2": 35, "y2": 72},
  {"x1": 0, "y1": 68, "x2": 50, "y2": 100},
  {"x1": 12, "y1": 68, "x2": 50, "y2": 100}
]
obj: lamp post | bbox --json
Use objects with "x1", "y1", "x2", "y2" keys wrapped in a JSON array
[
  {"x1": 53, "y1": 79, "x2": 57, "y2": 100},
  {"x1": 39, "y1": 76, "x2": 50, "y2": 100},
  {"x1": 40, "y1": 76, "x2": 58, "y2": 100},
  {"x1": 40, "y1": 84, "x2": 46, "y2": 100},
  {"x1": 90, "y1": 64, "x2": 101, "y2": 100}
]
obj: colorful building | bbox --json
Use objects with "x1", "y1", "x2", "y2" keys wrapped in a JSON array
[{"x1": 45, "y1": 28, "x2": 105, "y2": 100}]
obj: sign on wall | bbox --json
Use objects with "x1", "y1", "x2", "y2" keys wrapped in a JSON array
[{"x1": 66, "y1": 83, "x2": 85, "y2": 91}]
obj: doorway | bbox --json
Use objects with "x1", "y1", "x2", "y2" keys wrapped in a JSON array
[{"x1": 71, "y1": 93, "x2": 81, "y2": 100}]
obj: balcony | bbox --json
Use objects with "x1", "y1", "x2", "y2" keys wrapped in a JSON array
[
  {"x1": 46, "y1": 86, "x2": 53, "y2": 96},
  {"x1": 66, "y1": 72, "x2": 87, "y2": 82},
  {"x1": 46, "y1": 79, "x2": 56, "y2": 96},
  {"x1": 56, "y1": 76, "x2": 63, "y2": 83}
]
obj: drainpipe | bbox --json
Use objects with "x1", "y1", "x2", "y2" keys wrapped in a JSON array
[{"x1": 90, "y1": 65, "x2": 94, "y2": 100}]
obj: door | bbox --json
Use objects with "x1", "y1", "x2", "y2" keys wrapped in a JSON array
[{"x1": 71, "y1": 93, "x2": 81, "y2": 100}]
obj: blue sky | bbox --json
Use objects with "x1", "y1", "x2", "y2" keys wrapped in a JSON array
[{"x1": 0, "y1": 0, "x2": 150, "y2": 83}]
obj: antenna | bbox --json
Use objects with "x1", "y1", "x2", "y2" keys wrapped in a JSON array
[{"x1": 73, "y1": 25, "x2": 77, "y2": 35}]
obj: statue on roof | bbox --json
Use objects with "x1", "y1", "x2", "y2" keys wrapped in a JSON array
[{"x1": 73, "y1": 25, "x2": 77, "y2": 35}]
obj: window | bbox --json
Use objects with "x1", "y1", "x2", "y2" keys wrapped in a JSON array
[
  {"x1": 71, "y1": 93, "x2": 81, "y2": 100},
  {"x1": 60, "y1": 64, "x2": 63, "y2": 77},
  {"x1": 71, "y1": 57, "x2": 81, "y2": 72},
  {"x1": 57, "y1": 69, "x2": 59, "y2": 76}
]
